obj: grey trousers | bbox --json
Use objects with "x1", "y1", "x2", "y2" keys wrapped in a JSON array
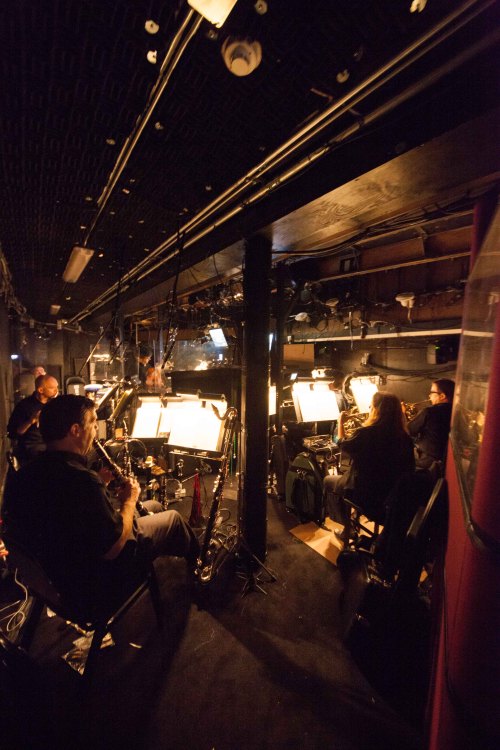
[{"x1": 135, "y1": 500, "x2": 200, "y2": 564}]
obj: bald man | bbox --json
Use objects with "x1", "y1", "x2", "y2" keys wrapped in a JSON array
[{"x1": 7, "y1": 373, "x2": 59, "y2": 465}]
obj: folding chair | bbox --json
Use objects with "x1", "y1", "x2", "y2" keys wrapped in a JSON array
[{"x1": 4, "y1": 537, "x2": 163, "y2": 684}]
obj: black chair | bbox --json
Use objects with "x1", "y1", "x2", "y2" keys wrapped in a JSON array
[
  {"x1": 341, "y1": 488, "x2": 382, "y2": 551},
  {"x1": 338, "y1": 476, "x2": 447, "y2": 640},
  {"x1": 4, "y1": 537, "x2": 163, "y2": 684}
]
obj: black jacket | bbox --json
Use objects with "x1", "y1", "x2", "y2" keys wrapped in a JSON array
[
  {"x1": 338, "y1": 423, "x2": 415, "y2": 521},
  {"x1": 408, "y1": 402, "x2": 452, "y2": 464},
  {"x1": 7, "y1": 392, "x2": 46, "y2": 464}
]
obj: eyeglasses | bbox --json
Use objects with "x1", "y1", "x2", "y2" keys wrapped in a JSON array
[{"x1": 429, "y1": 390, "x2": 440, "y2": 395}]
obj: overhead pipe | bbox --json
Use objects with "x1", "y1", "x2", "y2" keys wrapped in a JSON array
[{"x1": 72, "y1": 0, "x2": 497, "y2": 322}]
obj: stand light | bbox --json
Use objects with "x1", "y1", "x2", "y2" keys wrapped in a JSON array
[{"x1": 187, "y1": 0, "x2": 237, "y2": 27}]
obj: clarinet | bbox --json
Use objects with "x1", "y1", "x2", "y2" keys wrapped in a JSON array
[{"x1": 93, "y1": 439, "x2": 150, "y2": 517}]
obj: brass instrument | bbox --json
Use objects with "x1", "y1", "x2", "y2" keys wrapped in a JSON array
[
  {"x1": 342, "y1": 407, "x2": 368, "y2": 437},
  {"x1": 403, "y1": 399, "x2": 429, "y2": 420},
  {"x1": 194, "y1": 406, "x2": 238, "y2": 585}
]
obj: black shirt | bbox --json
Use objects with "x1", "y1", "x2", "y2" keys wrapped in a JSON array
[
  {"x1": 339, "y1": 424, "x2": 415, "y2": 521},
  {"x1": 7, "y1": 392, "x2": 46, "y2": 464},
  {"x1": 2, "y1": 451, "x2": 129, "y2": 616},
  {"x1": 408, "y1": 402, "x2": 452, "y2": 464}
]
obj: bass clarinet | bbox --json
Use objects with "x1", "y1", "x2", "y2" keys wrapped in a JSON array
[
  {"x1": 194, "y1": 405, "x2": 238, "y2": 584},
  {"x1": 93, "y1": 439, "x2": 150, "y2": 516}
]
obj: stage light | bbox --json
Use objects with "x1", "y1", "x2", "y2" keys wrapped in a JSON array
[
  {"x1": 395, "y1": 292, "x2": 416, "y2": 322},
  {"x1": 62, "y1": 246, "x2": 94, "y2": 283}
]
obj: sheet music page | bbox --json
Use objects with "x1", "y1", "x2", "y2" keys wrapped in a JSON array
[{"x1": 131, "y1": 402, "x2": 162, "y2": 438}]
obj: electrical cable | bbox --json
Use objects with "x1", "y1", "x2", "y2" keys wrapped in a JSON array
[{"x1": 0, "y1": 569, "x2": 30, "y2": 635}]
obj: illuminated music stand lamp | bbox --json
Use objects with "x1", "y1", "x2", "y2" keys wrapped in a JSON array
[
  {"x1": 167, "y1": 395, "x2": 227, "y2": 453},
  {"x1": 292, "y1": 380, "x2": 341, "y2": 423},
  {"x1": 349, "y1": 377, "x2": 379, "y2": 413},
  {"x1": 131, "y1": 396, "x2": 164, "y2": 439}
]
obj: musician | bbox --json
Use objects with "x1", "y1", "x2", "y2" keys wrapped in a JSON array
[
  {"x1": 324, "y1": 392, "x2": 415, "y2": 544},
  {"x1": 406, "y1": 378, "x2": 455, "y2": 468},
  {"x1": 137, "y1": 344, "x2": 153, "y2": 386},
  {"x1": 14, "y1": 363, "x2": 47, "y2": 401},
  {"x1": 2, "y1": 395, "x2": 200, "y2": 612},
  {"x1": 7, "y1": 374, "x2": 59, "y2": 466}
]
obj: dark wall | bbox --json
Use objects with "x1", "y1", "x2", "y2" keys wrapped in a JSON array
[
  {"x1": 171, "y1": 369, "x2": 241, "y2": 411},
  {"x1": 0, "y1": 302, "x2": 13, "y2": 490},
  {"x1": 316, "y1": 336, "x2": 458, "y2": 404}
]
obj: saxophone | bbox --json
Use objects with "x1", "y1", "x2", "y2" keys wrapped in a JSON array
[{"x1": 194, "y1": 405, "x2": 238, "y2": 585}]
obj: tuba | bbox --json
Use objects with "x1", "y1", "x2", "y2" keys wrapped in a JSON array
[{"x1": 194, "y1": 405, "x2": 238, "y2": 585}]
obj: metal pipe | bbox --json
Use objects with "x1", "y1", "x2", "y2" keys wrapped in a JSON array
[{"x1": 72, "y1": 0, "x2": 496, "y2": 322}]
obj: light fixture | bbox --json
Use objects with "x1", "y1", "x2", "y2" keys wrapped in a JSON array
[
  {"x1": 294, "y1": 312, "x2": 310, "y2": 323},
  {"x1": 221, "y1": 37, "x2": 262, "y2": 76},
  {"x1": 188, "y1": 0, "x2": 238, "y2": 28},
  {"x1": 395, "y1": 292, "x2": 416, "y2": 322},
  {"x1": 207, "y1": 325, "x2": 228, "y2": 347},
  {"x1": 62, "y1": 246, "x2": 94, "y2": 283},
  {"x1": 49, "y1": 304, "x2": 61, "y2": 316}
]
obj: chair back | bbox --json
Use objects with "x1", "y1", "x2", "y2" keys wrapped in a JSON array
[
  {"x1": 6, "y1": 538, "x2": 67, "y2": 614},
  {"x1": 394, "y1": 476, "x2": 447, "y2": 594},
  {"x1": 65, "y1": 376, "x2": 86, "y2": 396},
  {"x1": 374, "y1": 469, "x2": 434, "y2": 578}
]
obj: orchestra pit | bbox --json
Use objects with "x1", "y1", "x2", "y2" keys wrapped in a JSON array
[{"x1": 1, "y1": 2, "x2": 499, "y2": 749}]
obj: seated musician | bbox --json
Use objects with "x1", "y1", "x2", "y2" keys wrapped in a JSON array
[
  {"x1": 406, "y1": 378, "x2": 455, "y2": 469},
  {"x1": 324, "y1": 392, "x2": 415, "y2": 545},
  {"x1": 2, "y1": 395, "x2": 200, "y2": 614}
]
